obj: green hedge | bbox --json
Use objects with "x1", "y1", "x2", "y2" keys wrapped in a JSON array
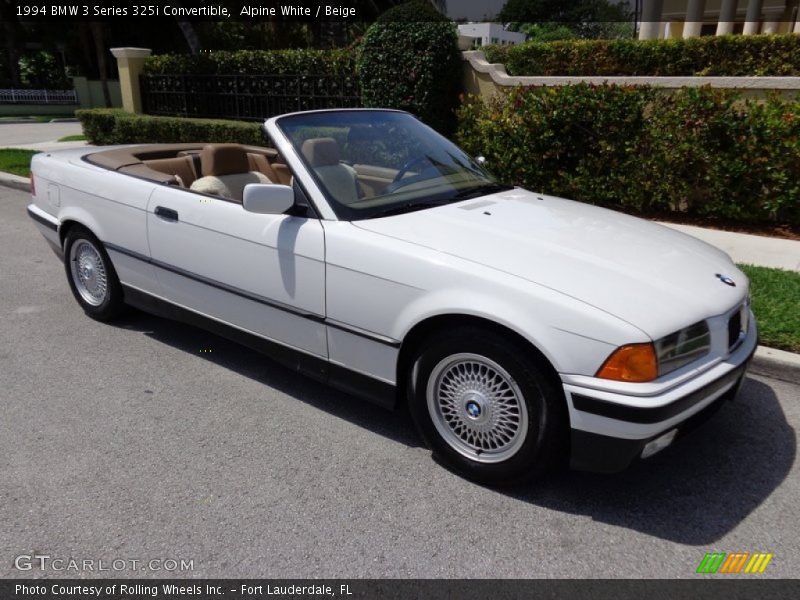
[
  {"x1": 144, "y1": 48, "x2": 356, "y2": 76},
  {"x1": 456, "y1": 85, "x2": 800, "y2": 225},
  {"x1": 484, "y1": 35, "x2": 800, "y2": 76},
  {"x1": 76, "y1": 109, "x2": 263, "y2": 146},
  {"x1": 357, "y1": 0, "x2": 462, "y2": 134}
]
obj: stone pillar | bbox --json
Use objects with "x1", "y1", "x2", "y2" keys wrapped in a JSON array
[
  {"x1": 743, "y1": 0, "x2": 763, "y2": 35},
  {"x1": 761, "y1": 19, "x2": 779, "y2": 34},
  {"x1": 683, "y1": 0, "x2": 706, "y2": 38},
  {"x1": 716, "y1": 0, "x2": 738, "y2": 35},
  {"x1": 639, "y1": 0, "x2": 664, "y2": 40},
  {"x1": 110, "y1": 47, "x2": 152, "y2": 114}
]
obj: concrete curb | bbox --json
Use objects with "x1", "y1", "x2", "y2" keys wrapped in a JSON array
[
  {"x1": 751, "y1": 346, "x2": 800, "y2": 385},
  {"x1": 0, "y1": 171, "x2": 30, "y2": 192}
]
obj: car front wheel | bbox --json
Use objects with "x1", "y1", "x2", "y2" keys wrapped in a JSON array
[
  {"x1": 64, "y1": 226, "x2": 125, "y2": 321},
  {"x1": 408, "y1": 328, "x2": 566, "y2": 485}
]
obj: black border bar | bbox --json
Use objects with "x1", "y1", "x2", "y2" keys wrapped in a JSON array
[{"x1": 2, "y1": 579, "x2": 799, "y2": 600}]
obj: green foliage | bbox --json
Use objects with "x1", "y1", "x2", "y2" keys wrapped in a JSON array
[
  {"x1": 357, "y1": 0, "x2": 462, "y2": 134},
  {"x1": 499, "y1": 0, "x2": 631, "y2": 26},
  {"x1": 485, "y1": 34, "x2": 800, "y2": 76},
  {"x1": 11, "y1": 51, "x2": 71, "y2": 89},
  {"x1": 0, "y1": 149, "x2": 39, "y2": 177},
  {"x1": 76, "y1": 109, "x2": 263, "y2": 146},
  {"x1": 515, "y1": 23, "x2": 578, "y2": 42},
  {"x1": 144, "y1": 48, "x2": 357, "y2": 76},
  {"x1": 737, "y1": 264, "x2": 800, "y2": 353},
  {"x1": 456, "y1": 85, "x2": 800, "y2": 225}
]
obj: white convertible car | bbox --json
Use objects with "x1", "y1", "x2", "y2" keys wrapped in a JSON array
[{"x1": 28, "y1": 108, "x2": 756, "y2": 484}]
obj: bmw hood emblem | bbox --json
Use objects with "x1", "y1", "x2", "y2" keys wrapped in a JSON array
[{"x1": 716, "y1": 273, "x2": 736, "y2": 287}]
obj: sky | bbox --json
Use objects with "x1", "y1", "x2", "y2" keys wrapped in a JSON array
[{"x1": 446, "y1": 0, "x2": 507, "y2": 21}]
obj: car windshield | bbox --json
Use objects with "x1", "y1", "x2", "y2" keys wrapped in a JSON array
[{"x1": 276, "y1": 110, "x2": 509, "y2": 221}]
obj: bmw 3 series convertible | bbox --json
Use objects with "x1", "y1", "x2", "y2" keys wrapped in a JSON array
[{"x1": 27, "y1": 108, "x2": 757, "y2": 484}]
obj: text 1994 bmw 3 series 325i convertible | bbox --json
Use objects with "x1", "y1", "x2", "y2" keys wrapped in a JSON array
[{"x1": 27, "y1": 109, "x2": 757, "y2": 485}]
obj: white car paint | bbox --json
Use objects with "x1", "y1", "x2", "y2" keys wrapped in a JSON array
[{"x1": 27, "y1": 111, "x2": 757, "y2": 474}]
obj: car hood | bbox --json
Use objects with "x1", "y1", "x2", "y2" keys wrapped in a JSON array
[{"x1": 353, "y1": 189, "x2": 747, "y2": 339}]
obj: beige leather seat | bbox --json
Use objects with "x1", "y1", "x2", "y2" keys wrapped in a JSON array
[
  {"x1": 145, "y1": 156, "x2": 197, "y2": 188},
  {"x1": 301, "y1": 138, "x2": 360, "y2": 205},
  {"x1": 190, "y1": 144, "x2": 271, "y2": 201}
]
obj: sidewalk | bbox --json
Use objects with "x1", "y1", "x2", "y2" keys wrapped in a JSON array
[
  {"x1": 0, "y1": 121, "x2": 84, "y2": 149},
  {"x1": 660, "y1": 222, "x2": 800, "y2": 272}
]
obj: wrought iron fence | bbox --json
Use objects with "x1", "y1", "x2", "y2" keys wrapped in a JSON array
[
  {"x1": 0, "y1": 88, "x2": 78, "y2": 104},
  {"x1": 140, "y1": 74, "x2": 361, "y2": 121}
]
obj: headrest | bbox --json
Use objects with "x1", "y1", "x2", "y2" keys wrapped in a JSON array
[
  {"x1": 201, "y1": 144, "x2": 250, "y2": 176},
  {"x1": 301, "y1": 138, "x2": 340, "y2": 167}
]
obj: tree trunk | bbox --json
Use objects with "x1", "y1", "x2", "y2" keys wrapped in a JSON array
[
  {"x1": 172, "y1": 2, "x2": 202, "y2": 54},
  {"x1": 90, "y1": 22, "x2": 112, "y2": 108},
  {"x1": 2, "y1": 20, "x2": 21, "y2": 86}
]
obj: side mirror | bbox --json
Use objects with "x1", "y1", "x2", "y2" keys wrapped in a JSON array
[{"x1": 243, "y1": 184, "x2": 294, "y2": 215}]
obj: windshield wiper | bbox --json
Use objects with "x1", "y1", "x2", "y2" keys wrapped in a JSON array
[
  {"x1": 451, "y1": 183, "x2": 513, "y2": 201},
  {"x1": 370, "y1": 200, "x2": 450, "y2": 218}
]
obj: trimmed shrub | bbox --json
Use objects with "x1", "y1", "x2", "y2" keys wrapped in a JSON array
[
  {"x1": 456, "y1": 85, "x2": 800, "y2": 225},
  {"x1": 357, "y1": 0, "x2": 462, "y2": 134},
  {"x1": 484, "y1": 34, "x2": 800, "y2": 77},
  {"x1": 77, "y1": 109, "x2": 123, "y2": 145},
  {"x1": 76, "y1": 109, "x2": 263, "y2": 146},
  {"x1": 144, "y1": 48, "x2": 357, "y2": 76}
]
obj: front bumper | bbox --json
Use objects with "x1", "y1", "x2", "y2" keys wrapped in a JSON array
[{"x1": 567, "y1": 317, "x2": 757, "y2": 473}]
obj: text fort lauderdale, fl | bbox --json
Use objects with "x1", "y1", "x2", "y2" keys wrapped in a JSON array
[{"x1": 241, "y1": 5, "x2": 357, "y2": 17}]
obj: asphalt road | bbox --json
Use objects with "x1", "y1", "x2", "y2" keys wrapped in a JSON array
[{"x1": 1, "y1": 186, "x2": 798, "y2": 578}]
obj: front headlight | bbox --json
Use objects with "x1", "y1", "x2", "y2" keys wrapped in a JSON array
[
  {"x1": 654, "y1": 320, "x2": 710, "y2": 376},
  {"x1": 597, "y1": 321, "x2": 711, "y2": 383}
]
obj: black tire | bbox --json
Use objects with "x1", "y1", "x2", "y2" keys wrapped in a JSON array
[
  {"x1": 408, "y1": 327, "x2": 567, "y2": 486},
  {"x1": 63, "y1": 226, "x2": 126, "y2": 321}
]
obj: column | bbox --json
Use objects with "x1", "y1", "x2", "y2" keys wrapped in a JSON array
[
  {"x1": 110, "y1": 47, "x2": 152, "y2": 114},
  {"x1": 716, "y1": 0, "x2": 738, "y2": 35},
  {"x1": 761, "y1": 19, "x2": 778, "y2": 34},
  {"x1": 639, "y1": 0, "x2": 664, "y2": 40},
  {"x1": 683, "y1": 0, "x2": 706, "y2": 38},
  {"x1": 742, "y1": 0, "x2": 763, "y2": 35}
]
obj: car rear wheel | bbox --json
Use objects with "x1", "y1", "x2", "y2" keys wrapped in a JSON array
[
  {"x1": 408, "y1": 328, "x2": 567, "y2": 485},
  {"x1": 64, "y1": 226, "x2": 125, "y2": 321}
]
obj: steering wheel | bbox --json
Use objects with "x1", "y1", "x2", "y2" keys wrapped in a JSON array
[{"x1": 393, "y1": 155, "x2": 431, "y2": 183}]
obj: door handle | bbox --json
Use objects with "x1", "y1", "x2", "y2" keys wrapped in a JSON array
[{"x1": 155, "y1": 206, "x2": 179, "y2": 222}]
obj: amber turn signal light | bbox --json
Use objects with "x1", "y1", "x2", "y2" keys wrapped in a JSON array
[{"x1": 596, "y1": 343, "x2": 658, "y2": 382}]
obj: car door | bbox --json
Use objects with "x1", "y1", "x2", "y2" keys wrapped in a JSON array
[{"x1": 145, "y1": 185, "x2": 327, "y2": 360}]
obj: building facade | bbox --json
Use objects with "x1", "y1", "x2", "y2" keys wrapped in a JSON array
[
  {"x1": 639, "y1": 0, "x2": 800, "y2": 39},
  {"x1": 457, "y1": 23, "x2": 527, "y2": 47}
]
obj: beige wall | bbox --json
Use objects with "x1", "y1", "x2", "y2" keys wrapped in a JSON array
[
  {"x1": 72, "y1": 77, "x2": 122, "y2": 109},
  {"x1": 462, "y1": 51, "x2": 800, "y2": 100}
]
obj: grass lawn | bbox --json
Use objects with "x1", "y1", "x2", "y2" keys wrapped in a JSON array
[
  {"x1": 57, "y1": 134, "x2": 86, "y2": 142},
  {"x1": 0, "y1": 148, "x2": 38, "y2": 177},
  {"x1": 738, "y1": 264, "x2": 800, "y2": 353}
]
